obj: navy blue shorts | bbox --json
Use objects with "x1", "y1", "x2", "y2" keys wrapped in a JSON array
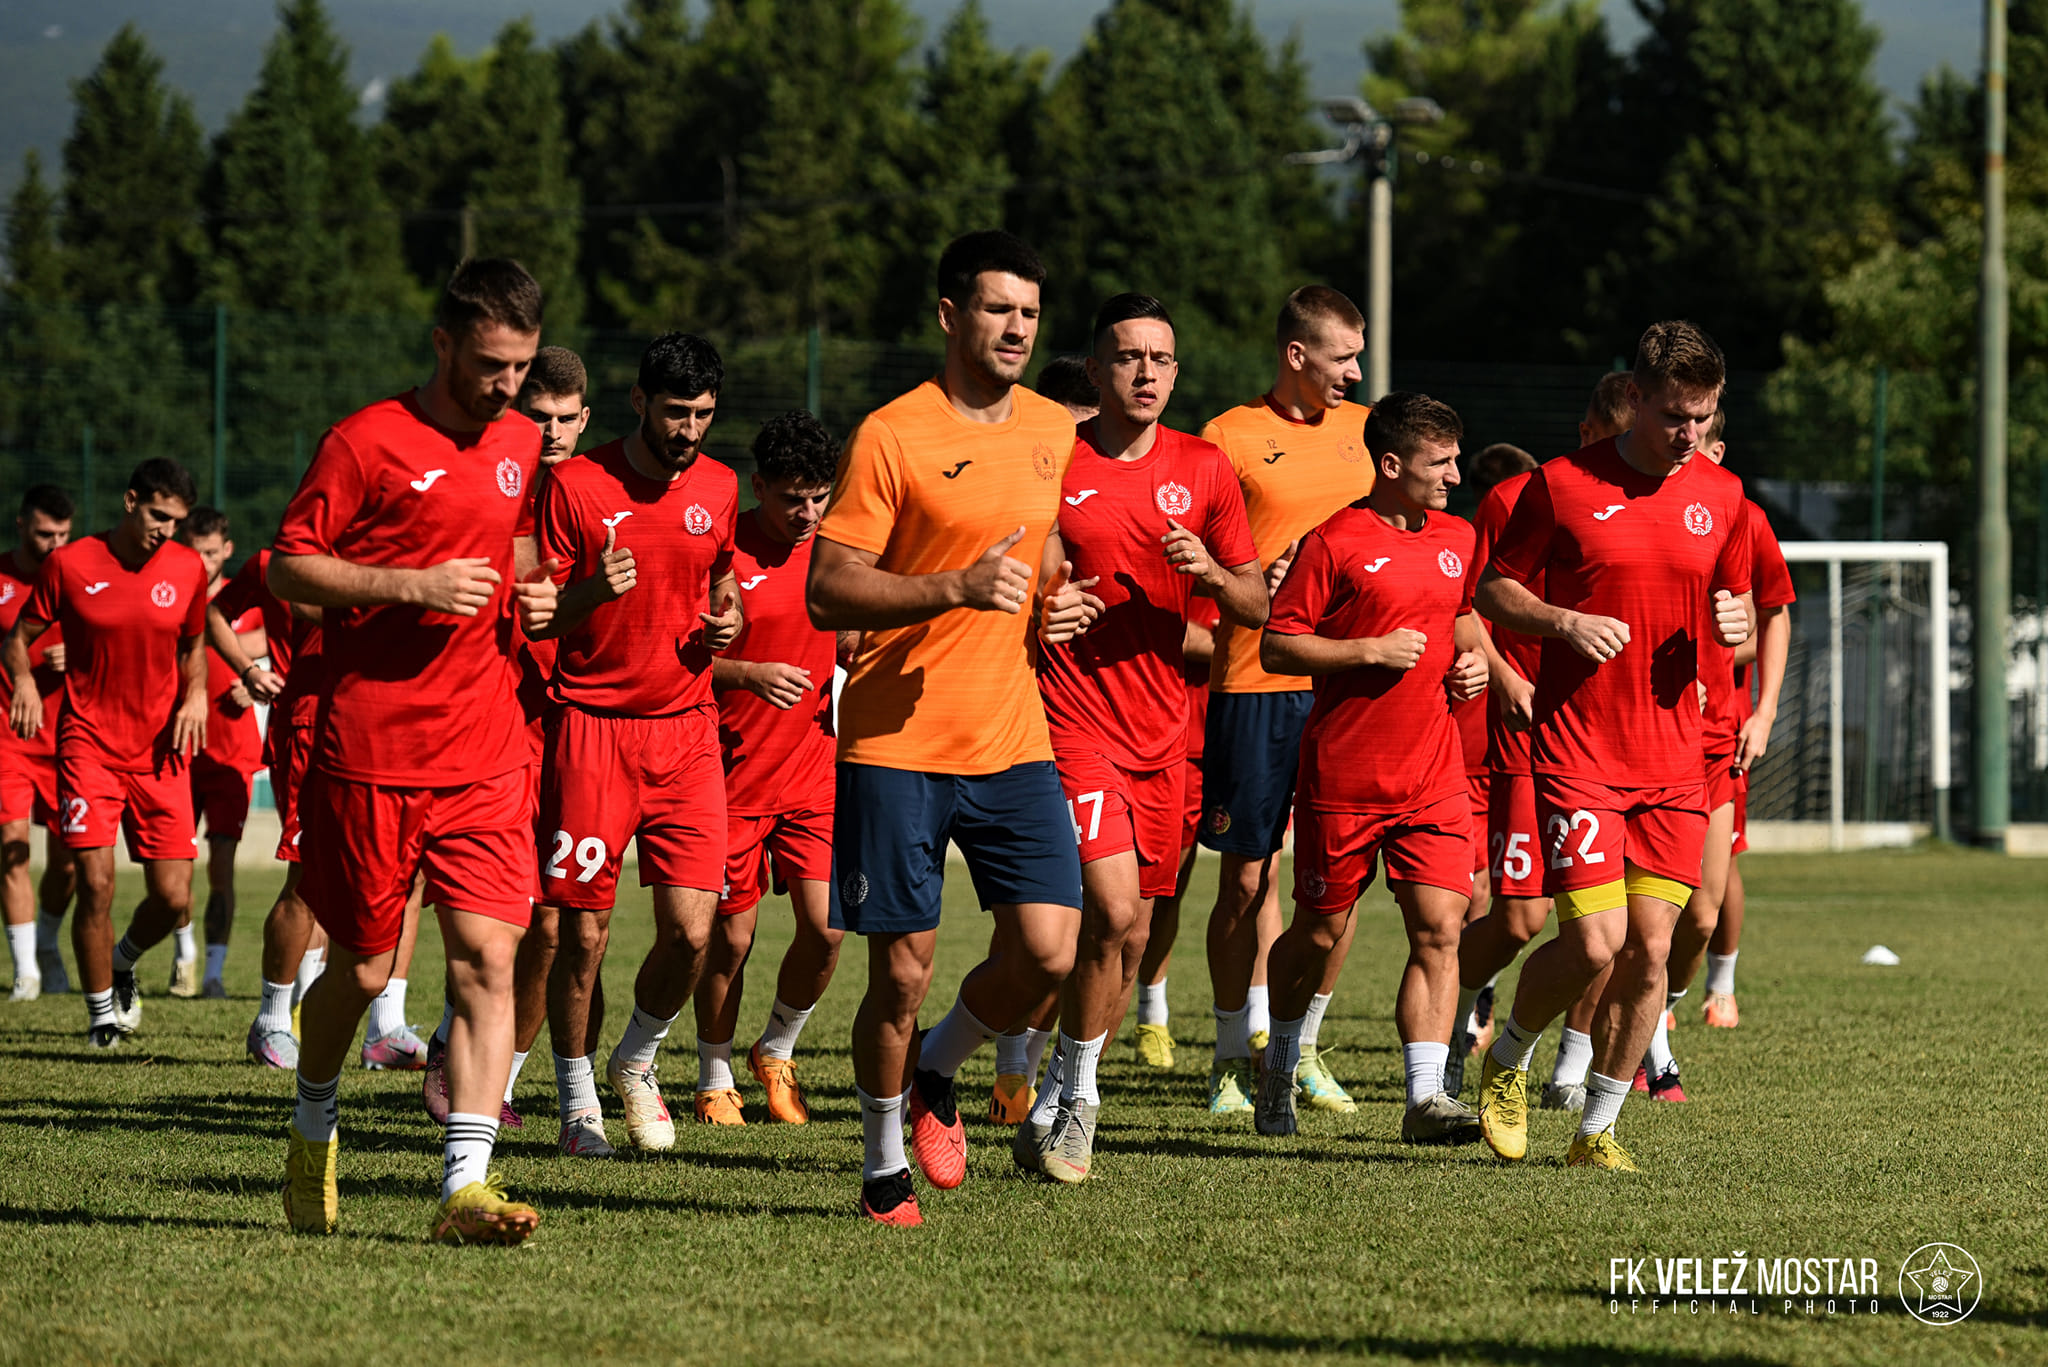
[
  {"x1": 1199, "y1": 690, "x2": 1314, "y2": 858},
  {"x1": 829, "y1": 760, "x2": 1083, "y2": 936}
]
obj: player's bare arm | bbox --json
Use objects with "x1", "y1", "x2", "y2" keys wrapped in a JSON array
[
  {"x1": 807, "y1": 528, "x2": 1033, "y2": 631},
  {"x1": 269, "y1": 552, "x2": 501, "y2": 617},
  {"x1": 172, "y1": 632, "x2": 209, "y2": 756},
  {"x1": 1476, "y1": 618, "x2": 1534, "y2": 730},
  {"x1": 1447, "y1": 611, "x2": 1488, "y2": 702},
  {"x1": 1474, "y1": 566, "x2": 1630, "y2": 663},
  {"x1": 699, "y1": 568, "x2": 743, "y2": 652},
  {"x1": 1263, "y1": 538, "x2": 1299, "y2": 597},
  {"x1": 535, "y1": 522, "x2": 633, "y2": 641},
  {"x1": 1164, "y1": 519, "x2": 1267, "y2": 630},
  {"x1": 1262, "y1": 624, "x2": 1427, "y2": 676},
  {"x1": 3, "y1": 616, "x2": 50, "y2": 739},
  {"x1": 1183, "y1": 617, "x2": 1215, "y2": 668},
  {"x1": 206, "y1": 603, "x2": 284, "y2": 703},
  {"x1": 711, "y1": 654, "x2": 813, "y2": 710},
  {"x1": 1736, "y1": 602, "x2": 1791, "y2": 771}
]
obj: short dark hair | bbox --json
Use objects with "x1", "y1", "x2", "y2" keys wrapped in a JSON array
[
  {"x1": 751, "y1": 410, "x2": 838, "y2": 489},
  {"x1": 523, "y1": 345, "x2": 587, "y2": 404},
  {"x1": 19, "y1": 484, "x2": 73, "y2": 522},
  {"x1": 1363, "y1": 391, "x2": 1463, "y2": 460},
  {"x1": 1705, "y1": 409, "x2": 1727, "y2": 447},
  {"x1": 1035, "y1": 356, "x2": 1098, "y2": 410},
  {"x1": 128, "y1": 458, "x2": 197, "y2": 508},
  {"x1": 1586, "y1": 372, "x2": 1635, "y2": 433},
  {"x1": 637, "y1": 332, "x2": 723, "y2": 401},
  {"x1": 937, "y1": 230, "x2": 1046, "y2": 308},
  {"x1": 437, "y1": 257, "x2": 544, "y2": 338},
  {"x1": 1472, "y1": 443, "x2": 1537, "y2": 496},
  {"x1": 1633, "y1": 320, "x2": 1726, "y2": 396},
  {"x1": 1277, "y1": 285, "x2": 1364, "y2": 348},
  {"x1": 179, "y1": 505, "x2": 229, "y2": 541},
  {"x1": 1091, "y1": 293, "x2": 1174, "y2": 350}
]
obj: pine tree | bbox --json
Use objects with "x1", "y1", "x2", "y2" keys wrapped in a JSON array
[{"x1": 0, "y1": 153, "x2": 92, "y2": 491}]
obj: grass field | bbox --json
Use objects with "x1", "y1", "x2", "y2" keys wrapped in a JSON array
[{"x1": 1, "y1": 848, "x2": 2043, "y2": 1366}]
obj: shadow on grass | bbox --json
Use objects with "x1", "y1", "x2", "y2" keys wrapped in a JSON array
[
  {"x1": 1197, "y1": 1330, "x2": 1795, "y2": 1366},
  {"x1": 0, "y1": 1095, "x2": 421, "y2": 1148},
  {"x1": 1090, "y1": 1133, "x2": 1422, "y2": 1164},
  {"x1": 509, "y1": 1182, "x2": 838, "y2": 1220},
  {"x1": 0, "y1": 1202, "x2": 415, "y2": 1243},
  {"x1": 0, "y1": 1046, "x2": 223, "y2": 1067}
]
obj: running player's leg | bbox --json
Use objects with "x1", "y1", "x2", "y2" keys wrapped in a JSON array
[
  {"x1": 1204, "y1": 850, "x2": 1275, "y2": 1106},
  {"x1": 1392, "y1": 879, "x2": 1484, "y2": 1143},
  {"x1": 745, "y1": 810, "x2": 838, "y2": 1124},
  {"x1": 1704, "y1": 853, "x2": 1744, "y2": 1026},
  {"x1": 37, "y1": 827, "x2": 77, "y2": 990},
  {"x1": 1296, "y1": 904, "x2": 1359, "y2": 1112},
  {"x1": 199, "y1": 834, "x2": 238, "y2": 996},
  {"x1": 692, "y1": 899, "x2": 755, "y2": 1125},
  {"x1": 2, "y1": 817, "x2": 39, "y2": 998},
  {"x1": 853, "y1": 927, "x2": 939, "y2": 1219},
  {"x1": 1573, "y1": 883, "x2": 1684, "y2": 1165},
  {"x1": 1132, "y1": 837, "x2": 1196, "y2": 1067},
  {"x1": 250, "y1": 862, "x2": 314, "y2": 1068},
  {"x1": 1648, "y1": 798, "x2": 1733, "y2": 1098},
  {"x1": 1543, "y1": 965, "x2": 1606, "y2": 1112},
  {"x1": 548, "y1": 902, "x2": 614, "y2": 1153},
  {"x1": 499, "y1": 900, "x2": 556, "y2": 1111},
  {"x1": 364, "y1": 887, "x2": 428, "y2": 1072}
]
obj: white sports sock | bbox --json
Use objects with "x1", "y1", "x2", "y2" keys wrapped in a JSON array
[
  {"x1": 1666, "y1": 987, "x2": 1687, "y2": 1011},
  {"x1": 203, "y1": 943, "x2": 228, "y2": 982},
  {"x1": 1551, "y1": 1027, "x2": 1594, "y2": 1087},
  {"x1": 858, "y1": 1087, "x2": 907, "y2": 1180},
  {"x1": 6, "y1": 923, "x2": 35, "y2": 980},
  {"x1": 441, "y1": 1112, "x2": 498, "y2": 1200},
  {"x1": 1645, "y1": 1009, "x2": 1674, "y2": 1076},
  {"x1": 1058, "y1": 1032, "x2": 1107, "y2": 1106},
  {"x1": 258, "y1": 979, "x2": 294, "y2": 1032},
  {"x1": 85, "y1": 988, "x2": 116, "y2": 1028},
  {"x1": 293, "y1": 1070, "x2": 339, "y2": 1143},
  {"x1": 613, "y1": 1005, "x2": 677, "y2": 1066},
  {"x1": 1404, "y1": 1040, "x2": 1450, "y2": 1107},
  {"x1": 554, "y1": 1052, "x2": 600, "y2": 1120},
  {"x1": 431, "y1": 997, "x2": 455, "y2": 1045},
  {"x1": 505, "y1": 1050, "x2": 529, "y2": 1105},
  {"x1": 1579, "y1": 1070, "x2": 1630, "y2": 1138},
  {"x1": 754, "y1": 995, "x2": 813, "y2": 1061},
  {"x1": 1266, "y1": 1013, "x2": 1305, "y2": 1080},
  {"x1": 1245, "y1": 984, "x2": 1271, "y2": 1039},
  {"x1": 293, "y1": 950, "x2": 324, "y2": 1006},
  {"x1": 111, "y1": 935, "x2": 142, "y2": 974},
  {"x1": 1022, "y1": 1026, "x2": 1053, "y2": 1080},
  {"x1": 696, "y1": 1037, "x2": 734, "y2": 1091},
  {"x1": 1454, "y1": 984, "x2": 1480, "y2": 1035},
  {"x1": 919, "y1": 995, "x2": 998, "y2": 1077},
  {"x1": 1301, "y1": 992, "x2": 1333, "y2": 1051},
  {"x1": 172, "y1": 925, "x2": 196, "y2": 963},
  {"x1": 1137, "y1": 979, "x2": 1169, "y2": 1026},
  {"x1": 1028, "y1": 1035, "x2": 1067, "y2": 1128},
  {"x1": 35, "y1": 911, "x2": 63, "y2": 953},
  {"x1": 1212, "y1": 1003, "x2": 1251, "y2": 1060},
  {"x1": 366, "y1": 977, "x2": 408, "y2": 1041},
  {"x1": 1705, "y1": 951, "x2": 1738, "y2": 996},
  {"x1": 994, "y1": 1029, "x2": 1030, "y2": 1076},
  {"x1": 1488, "y1": 1012, "x2": 1542, "y2": 1073}
]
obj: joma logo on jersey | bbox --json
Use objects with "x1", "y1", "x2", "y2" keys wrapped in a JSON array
[
  {"x1": 150, "y1": 581, "x2": 177, "y2": 609},
  {"x1": 1684, "y1": 502, "x2": 1714, "y2": 536},
  {"x1": 1362, "y1": 558, "x2": 1391, "y2": 574},
  {"x1": 740, "y1": 575, "x2": 767, "y2": 590},
  {"x1": 1155, "y1": 481, "x2": 1193, "y2": 517},
  {"x1": 0, "y1": 583, "x2": 13, "y2": 606},
  {"x1": 495, "y1": 457, "x2": 523, "y2": 499},
  {"x1": 1438, "y1": 548, "x2": 1464, "y2": 578},
  {"x1": 683, "y1": 504, "x2": 714, "y2": 535}
]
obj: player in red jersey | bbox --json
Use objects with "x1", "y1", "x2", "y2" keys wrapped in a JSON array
[
  {"x1": 1255, "y1": 393, "x2": 1489, "y2": 1143},
  {"x1": 5, "y1": 459, "x2": 209, "y2": 1049},
  {"x1": 1, "y1": 485, "x2": 78, "y2": 1000},
  {"x1": 269, "y1": 259, "x2": 557, "y2": 1244},
  {"x1": 1017, "y1": 294, "x2": 1263, "y2": 1183},
  {"x1": 532, "y1": 331, "x2": 741, "y2": 1160},
  {"x1": 1473, "y1": 321, "x2": 1753, "y2": 1171}
]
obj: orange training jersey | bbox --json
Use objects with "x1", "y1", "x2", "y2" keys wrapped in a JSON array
[
  {"x1": 1200, "y1": 396, "x2": 1373, "y2": 693},
  {"x1": 820, "y1": 379, "x2": 1075, "y2": 775}
]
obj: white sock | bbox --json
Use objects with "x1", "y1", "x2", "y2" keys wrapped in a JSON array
[
  {"x1": 1705, "y1": 951, "x2": 1739, "y2": 996},
  {"x1": 1266, "y1": 1013, "x2": 1305, "y2": 1080},
  {"x1": 1579, "y1": 1070, "x2": 1630, "y2": 1138},
  {"x1": 1488, "y1": 1012, "x2": 1542, "y2": 1072},
  {"x1": 36, "y1": 911, "x2": 63, "y2": 954},
  {"x1": 1023, "y1": 1026, "x2": 1053, "y2": 1080},
  {"x1": 172, "y1": 925, "x2": 196, "y2": 963},
  {"x1": 919, "y1": 995, "x2": 998, "y2": 1077},
  {"x1": 1137, "y1": 979, "x2": 1169, "y2": 1026},
  {"x1": 293, "y1": 950, "x2": 324, "y2": 1006},
  {"x1": 858, "y1": 1087, "x2": 907, "y2": 1180},
  {"x1": 1301, "y1": 992, "x2": 1333, "y2": 1051},
  {"x1": 1245, "y1": 983, "x2": 1271, "y2": 1039},
  {"x1": 1058, "y1": 1031, "x2": 1107, "y2": 1106},
  {"x1": 1455, "y1": 984, "x2": 1480, "y2": 1034},
  {"x1": 6, "y1": 923, "x2": 35, "y2": 979},
  {"x1": 1552, "y1": 1027, "x2": 1594, "y2": 1088},
  {"x1": 1028, "y1": 1035, "x2": 1067, "y2": 1127},
  {"x1": 1213, "y1": 1002, "x2": 1251, "y2": 1060},
  {"x1": 994, "y1": 1029, "x2": 1030, "y2": 1076},
  {"x1": 696, "y1": 1037, "x2": 734, "y2": 1091},
  {"x1": 754, "y1": 995, "x2": 813, "y2": 1061},
  {"x1": 85, "y1": 988, "x2": 116, "y2": 1028},
  {"x1": 441, "y1": 1112, "x2": 498, "y2": 1200},
  {"x1": 1404, "y1": 1040, "x2": 1450, "y2": 1107},
  {"x1": 366, "y1": 977, "x2": 407, "y2": 1041},
  {"x1": 258, "y1": 979, "x2": 294, "y2": 1033},
  {"x1": 293, "y1": 1070, "x2": 339, "y2": 1143},
  {"x1": 112, "y1": 935, "x2": 142, "y2": 974},
  {"x1": 1666, "y1": 987, "x2": 1687, "y2": 1012},
  {"x1": 1646, "y1": 1010, "x2": 1675, "y2": 1076},
  {"x1": 505, "y1": 1049, "x2": 529, "y2": 1104},
  {"x1": 204, "y1": 943, "x2": 228, "y2": 982},
  {"x1": 431, "y1": 998, "x2": 456, "y2": 1045},
  {"x1": 614, "y1": 1004, "x2": 676, "y2": 1066},
  {"x1": 554, "y1": 1051, "x2": 600, "y2": 1120}
]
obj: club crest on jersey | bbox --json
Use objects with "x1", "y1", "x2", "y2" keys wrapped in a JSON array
[
  {"x1": 1303, "y1": 869, "x2": 1327, "y2": 899},
  {"x1": 684, "y1": 504, "x2": 714, "y2": 535},
  {"x1": 1438, "y1": 548, "x2": 1464, "y2": 578},
  {"x1": 1032, "y1": 442, "x2": 1058, "y2": 481},
  {"x1": 1205, "y1": 806, "x2": 1232, "y2": 836},
  {"x1": 150, "y1": 581, "x2": 177, "y2": 609},
  {"x1": 842, "y1": 871, "x2": 869, "y2": 906},
  {"x1": 1683, "y1": 502, "x2": 1714, "y2": 536},
  {"x1": 1339, "y1": 440, "x2": 1365, "y2": 464},
  {"x1": 1155, "y1": 481, "x2": 1193, "y2": 517},
  {"x1": 495, "y1": 457, "x2": 523, "y2": 499}
]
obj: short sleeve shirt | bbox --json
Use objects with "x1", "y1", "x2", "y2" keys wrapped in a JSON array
[
  {"x1": 1474, "y1": 472, "x2": 1543, "y2": 776},
  {"x1": 821, "y1": 379, "x2": 1074, "y2": 776},
  {"x1": 718, "y1": 516, "x2": 836, "y2": 815},
  {"x1": 201, "y1": 595, "x2": 265, "y2": 774},
  {"x1": 1721, "y1": 498, "x2": 1797, "y2": 732},
  {"x1": 0, "y1": 549, "x2": 64, "y2": 759}
]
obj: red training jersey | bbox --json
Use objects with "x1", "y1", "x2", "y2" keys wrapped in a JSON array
[
  {"x1": 274, "y1": 390, "x2": 538, "y2": 787},
  {"x1": 0, "y1": 549, "x2": 65, "y2": 766},
  {"x1": 1475, "y1": 471, "x2": 1544, "y2": 776},
  {"x1": 1267, "y1": 505, "x2": 1476, "y2": 812},
  {"x1": 717, "y1": 515, "x2": 836, "y2": 815},
  {"x1": 23, "y1": 534, "x2": 208, "y2": 771},
  {"x1": 1185, "y1": 596, "x2": 1222, "y2": 762},
  {"x1": 201, "y1": 595, "x2": 264, "y2": 774},
  {"x1": 212, "y1": 547, "x2": 327, "y2": 734},
  {"x1": 1721, "y1": 498, "x2": 1797, "y2": 736},
  {"x1": 1038, "y1": 425, "x2": 1257, "y2": 773},
  {"x1": 1488, "y1": 438, "x2": 1753, "y2": 787},
  {"x1": 536, "y1": 439, "x2": 738, "y2": 718}
]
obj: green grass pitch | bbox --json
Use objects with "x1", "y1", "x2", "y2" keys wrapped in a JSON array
[{"x1": 1, "y1": 848, "x2": 2042, "y2": 1365}]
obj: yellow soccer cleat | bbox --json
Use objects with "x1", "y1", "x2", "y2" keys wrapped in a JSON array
[
  {"x1": 1476, "y1": 1053, "x2": 1528, "y2": 1162},
  {"x1": 430, "y1": 1173, "x2": 541, "y2": 1246},
  {"x1": 694, "y1": 1087, "x2": 746, "y2": 1126},
  {"x1": 282, "y1": 1125, "x2": 338, "y2": 1235},
  {"x1": 748, "y1": 1042, "x2": 809, "y2": 1124},
  {"x1": 987, "y1": 1073, "x2": 1036, "y2": 1125},
  {"x1": 1565, "y1": 1129, "x2": 1639, "y2": 1172},
  {"x1": 1207, "y1": 1058, "x2": 1254, "y2": 1115},
  {"x1": 1133, "y1": 1023, "x2": 1175, "y2": 1070},
  {"x1": 1295, "y1": 1044, "x2": 1357, "y2": 1114},
  {"x1": 168, "y1": 959, "x2": 201, "y2": 999}
]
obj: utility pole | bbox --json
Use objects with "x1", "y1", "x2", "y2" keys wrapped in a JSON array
[{"x1": 1976, "y1": 0, "x2": 2011, "y2": 851}]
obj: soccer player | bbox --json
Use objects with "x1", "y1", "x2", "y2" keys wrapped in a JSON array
[
  {"x1": 270, "y1": 258, "x2": 556, "y2": 1244},
  {"x1": 1019, "y1": 293, "x2": 1262, "y2": 1183},
  {"x1": 1, "y1": 485, "x2": 78, "y2": 1000},
  {"x1": 1197, "y1": 286, "x2": 1373, "y2": 1116},
  {"x1": 532, "y1": 331, "x2": 741, "y2": 1160},
  {"x1": 5, "y1": 459, "x2": 209, "y2": 1048},
  {"x1": 696, "y1": 409, "x2": 846, "y2": 1127},
  {"x1": 1254, "y1": 393, "x2": 1488, "y2": 1142},
  {"x1": 1473, "y1": 321, "x2": 1753, "y2": 1171},
  {"x1": 1034, "y1": 354, "x2": 1099, "y2": 421},
  {"x1": 806, "y1": 229, "x2": 1092, "y2": 1227},
  {"x1": 519, "y1": 345, "x2": 592, "y2": 467}
]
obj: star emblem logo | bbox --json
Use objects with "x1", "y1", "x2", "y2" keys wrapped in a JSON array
[{"x1": 1899, "y1": 1244, "x2": 1981, "y2": 1326}]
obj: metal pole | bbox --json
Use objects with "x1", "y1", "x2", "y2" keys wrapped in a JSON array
[
  {"x1": 213, "y1": 303, "x2": 228, "y2": 510},
  {"x1": 1366, "y1": 139, "x2": 1392, "y2": 402},
  {"x1": 1862, "y1": 367, "x2": 1888, "y2": 821},
  {"x1": 1829, "y1": 558, "x2": 1845, "y2": 850},
  {"x1": 1975, "y1": 0, "x2": 2011, "y2": 850},
  {"x1": 806, "y1": 324, "x2": 822, "y2": 417},
  {"x1": 1932, "y1": 544, "x2": 1953, "y2": 841}
]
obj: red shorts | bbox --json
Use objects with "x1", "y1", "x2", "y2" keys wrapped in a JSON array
[
  {"x1": 1486, "y1": 769, "x2": 1545, "y2": 899},
  {"x1": 1534, "y1": 773, "x2": 1707, "y2": 896},
  {"x1": 191, "y1": 753, "x2": 254, "y2": 841},
  {"x1": 1704, "y1": 748, "x2": 1740, "y2": 812},
  {"x1": 1465, "y1": 770, "x2": 1490, "y2": 875},
  {"x1": 1178, "y1": 754, "x2": 1203, "y2": 855},
  {"x1": 1731, "y1": 773, "x2": 1750, "y2": 855},
  {"x1": 0, "y1": 740, "x2": 58, "y2": 827},
  {"x1": 1057, "y1": 748, "x2": 1181, "y2": 900},
  {"x1": 539, "y1": 708, "x2": 725, "y2": 908},
  {"x1": 719, "y1": 806, "x2": 832, "y2": 915},
  {"x1": 1292, "y1": 789, "x2": 1473, "y2": 911},
  {"x1": 268, "y1": 722, "x2": 311, "y2": 863},
  {"x1": 300, "y1": 766, "x2": 536, "y2": 956},
  {"x1": 56, "y1": 747, "x2": 197, "y2": 860}
]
